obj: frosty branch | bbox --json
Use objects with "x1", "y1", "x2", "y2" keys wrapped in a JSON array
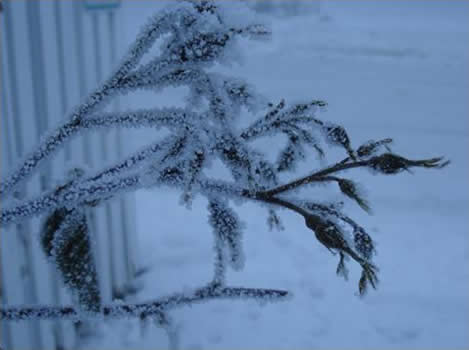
[
  {"x1": 0, "y1": 0, "x2": 448, "y2": 327},
  {"x1": 0, "y1": 284, "x2": 288, "y2": 321}
]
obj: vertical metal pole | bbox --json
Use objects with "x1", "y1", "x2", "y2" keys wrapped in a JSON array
[
  {"x1": 26, "y1": 1, "x2": 49, "y2": 142},
  {"x1": 72, "y1": 1, "x2": 101, "y2": 278},
  {"x1": 0, "y1": 27, "x2": 13, "y2": 168},
  {"x1": 2, "y1": 0, "x2": 22, "y2": 156},
  {"x1": 72, "y1": 0, "x2": 93, "y2": 166},
  {"x1": 315, "y1": 0, "x2": 321, "y2": 16},
  {"x1": 91, "y1": 11, "x2": 107, "y2": 158},
  {"x1": 91, "y1": 10, "x2": 117, "y2": 297},
  {"x1": 0, "y1": 40, "x2": 13, "y2": 350},
  {"x1": 0, "y1": 263, "x2": 12, "y2": 350},
  {"x1": 48, "y1": 2, "x2": 70, "y2": 349},
  {"x1": 71, "y1": 4, "x2": 106, "y2": 346},
  {"x1": 4, "y1": 1, "x2": 43, "y2": 348},
  {"x1": 26, "y1": 4, "x2": 65, "y2": 350},
  {"x1": 109, "y1": 9, "x2": 135, "y2": 284},
  {"x1": 54, "y1": 1, "x2": 71, "y2": 161}
]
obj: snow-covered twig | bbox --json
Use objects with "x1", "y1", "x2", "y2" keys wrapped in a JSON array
[
  {"x1": 0, "y1": 9, "x2": 181, "y2": 197},
  {"x1": 0, "y1": 285, "x2": 289, "y2": 322}
]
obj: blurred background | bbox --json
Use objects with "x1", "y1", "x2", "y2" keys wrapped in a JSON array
[{"x1": 1, "y1": 1, "x2": 468, "y2": 349}]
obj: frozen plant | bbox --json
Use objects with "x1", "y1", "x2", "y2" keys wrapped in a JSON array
[{"x1": 0, "y1": 0, "x2": 449, "y2": 342}]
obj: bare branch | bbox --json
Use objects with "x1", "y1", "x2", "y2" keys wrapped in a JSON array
[
  {"x1": 258, "y1": 153, "x2": 449, "y2": 197},
  {"x1": 258, "y1": 158, "x2": 368, "y2": 197}
]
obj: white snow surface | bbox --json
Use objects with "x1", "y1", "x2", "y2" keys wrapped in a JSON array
[{"x1": 88, "y1": 1, "x2": 469, "y2": 349}]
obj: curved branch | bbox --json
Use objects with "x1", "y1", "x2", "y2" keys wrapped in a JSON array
[
  {"x1": 0, "y1": 118, "x2": 83, "y2": 197},
  {"x1": 0, "y1": 174, "x2": 140, "y2": 226},
  {"x1": 257, "y1": 195, "x2": 310, "y2": 218},
  {"x1": 0, "y1": 285, "x2": 289, "y2": 322},
  {"x1": 259, "y1": 159, "x2": 368, "y2": 197},
  {"x1": 257, "y1": 153, "x2": 448, "y2": 197},
  {"x1": 0, "y1": 170, "x2": 246, "y2": 227},
  {"x1": 0, "y1": 108, "x2": 194, "y2": 198},
  {"x1": 0, "y1": 152, "x2": 448, "y2": 227}
]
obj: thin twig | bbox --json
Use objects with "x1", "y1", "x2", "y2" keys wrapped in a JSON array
[
  {"x1": 0, "y1": 174, "x2": 141, "y2": 226},
  {"x1": 0, "y1": 285, "x2": 289, "y2": 322},
  {"x1": 258, "y1": 158, "x2": 367, "y2": 197}
]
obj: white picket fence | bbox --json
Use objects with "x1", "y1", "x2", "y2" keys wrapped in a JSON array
[{"x1": 0, "y1": 1, "x2": 138, "y2": 349}]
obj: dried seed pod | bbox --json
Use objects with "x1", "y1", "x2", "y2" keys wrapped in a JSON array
[
  {"x1": 323, "y1": 124, "x2": 355, "y2": 159},
  {"x1": 304, "y1": 212, "x2": 378, "y2": 295},
  {"x1": 370, "y1": 153, "x2": 449, "y2": 174},
  {"x1": 369, "y1": 153, "x2": 411, "y2": 174},
  {"x1": 357, "y1": 138, "x2": 393, "y2": 158},
  {"x1": 304, "y1": 214, "x2": 348, "y2": 252},
  {"x1": 337, "y1": 179, "x2": 371, "y2": 213},
  {"x1": 41, "y1": 208, "x2": 100, "y2": 312},
  {"x1": 353, "y1": 228, "x2": 375, "y2": 260}
]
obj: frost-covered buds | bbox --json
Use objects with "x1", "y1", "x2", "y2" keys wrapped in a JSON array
[{"x1": 337, "y1": 179, "x2": 371, "y2": 213}]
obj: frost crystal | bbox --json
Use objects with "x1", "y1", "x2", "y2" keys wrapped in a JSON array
[
  {"x1": 0, "y1": 0, "x2": 449, "y2": 328},
  {"x1": 208, "y1": 198, "x2": 245, "y2": 271}
]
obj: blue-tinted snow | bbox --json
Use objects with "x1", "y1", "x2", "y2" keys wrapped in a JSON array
[{"x1": 81, "y1": 1, "x2": 469, "y2": 349}]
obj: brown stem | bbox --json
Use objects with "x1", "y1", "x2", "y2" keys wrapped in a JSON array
[
  {"x1": 256, "y1": 195, "x2": 310, "y2": 218},
  {"x1": 259, "y1": 159, "x2": 369, "y2": 197}
]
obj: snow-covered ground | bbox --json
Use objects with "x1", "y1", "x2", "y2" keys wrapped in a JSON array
[{"x1": 89, "y1": 1, "x2": 469, "y2": 349}]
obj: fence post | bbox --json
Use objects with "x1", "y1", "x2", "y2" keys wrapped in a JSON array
[
  {"x1": 0, "y1": 36, "x2": 13, "y2": 350},
  {"x1": 1, "y1": 1, "x2": 136, "y2": 348},
  {"x1": 108, "y1": 6, "x2": 136, "y2": 288},
  {"x1": 2, "y1": 1, "x2": 44, "y2": 349}
]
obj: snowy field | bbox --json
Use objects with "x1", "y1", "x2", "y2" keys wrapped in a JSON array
[{"x1": 89, "y1": 1, "x2": 469, "y2": 349}]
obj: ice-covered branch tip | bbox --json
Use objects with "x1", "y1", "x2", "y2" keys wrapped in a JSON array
[
  {"x1": 0, "y1": 150, "x2": 449, "y2": 227},
  {"x1": 246, "y1": 150, "x2": 447, "y2": 295},
  {"x1": 0, "y1": 285, "x2": 289, "y2": 322},
  {"x1": 369, "y1": 153, "x2": 449, "y2": 174},
  {"x1": 256, "y1": 153, "x2": 449, "y2": 197}
]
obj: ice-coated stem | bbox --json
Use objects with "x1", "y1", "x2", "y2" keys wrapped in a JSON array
[{"x1": 1, "y1": 285, "x2": 289, "y2": 322}]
